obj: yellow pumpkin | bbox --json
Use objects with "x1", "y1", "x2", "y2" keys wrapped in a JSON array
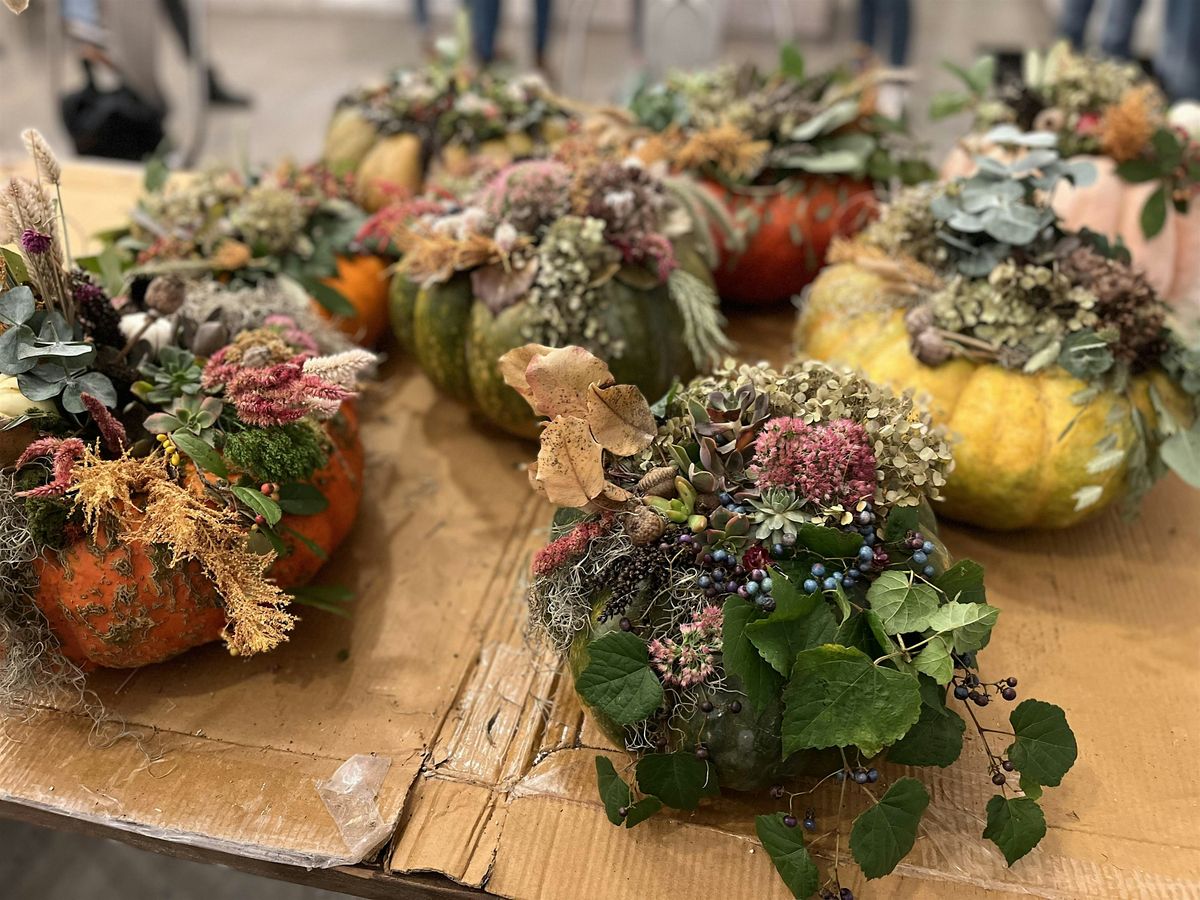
[
  {"x1": 352, "y1": 133, "x2": 424, "y2": 212},
  {"x1": 943, "y1": 144, "x2": 1199, "y2": 309},
  {"x1": 796, "y1": 262, "x2": 1193, "y2": 530}
]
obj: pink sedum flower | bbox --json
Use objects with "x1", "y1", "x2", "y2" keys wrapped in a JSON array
[{"x1": 749, "y1": 416, "x2": 877, "y2": 507}]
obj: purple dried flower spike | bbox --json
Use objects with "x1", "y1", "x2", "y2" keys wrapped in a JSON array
[{"x1": 19, "y1": 228, "x2": 52, "y2": 255}]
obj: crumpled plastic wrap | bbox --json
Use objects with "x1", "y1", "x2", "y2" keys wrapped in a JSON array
[{"x1": 315, "y1": 753, "x2": 392, "y2": 863}]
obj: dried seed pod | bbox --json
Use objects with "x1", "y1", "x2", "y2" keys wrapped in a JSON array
[
  {"x1": 622, "y1": 504, "x2": 666, "y2": 545},
  {"x1": 145, "y1": 275, "x2": 186, "y2": 315},
  {"x1": 636, "y1": 465, "x2": 678, "y2": 498}
]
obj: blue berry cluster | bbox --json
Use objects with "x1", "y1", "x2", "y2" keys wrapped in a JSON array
[
  {"x1": 905, "y1": 530, "x2": 937, "y2": 578},
  {"x1": 686, "y1": 542, "x2": 777, "y2": 611},
  {"x1": 717, "y1": 491, "x2": 752, "y2": 516}
]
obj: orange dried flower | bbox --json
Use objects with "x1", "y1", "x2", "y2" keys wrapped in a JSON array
[
  {"x1": 674, "y1": 123, "x2": 771, "y2": 181},
  {"x1": 1100, "y1": 85, "x2": 1160, "y2": 163}
]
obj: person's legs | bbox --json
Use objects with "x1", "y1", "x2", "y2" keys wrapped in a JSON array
[
  {"x1": 1099, "y1": 0, "x2": 1144, "y2": 60},
  {"x1": 886, "y1": 0, "x2": 910, "y2": 67},
  {"x1": 159, "y1": 0, "x2": 249, "y2": 106},
  {"x1": 467, "y1": 0, "x2": 501, "y2": 64},
  {"x1": 857, "y1": 0, "x2": 878, "y2": 50},
  {"x1": 1058, "y1": 0, "x2": 1096, "y2": 49},
  {"x1": 1157, "y1": 0, "x2": 1200, "y2": 101},
  {"x1": 533, "y1": 0, "x2": 551, "y2": 66}
]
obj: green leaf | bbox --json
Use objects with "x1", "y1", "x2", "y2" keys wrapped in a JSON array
[
  {"x1": 934, "y1": 560, "x2": 987, "y2": 604},
  {"x1": 1058, "y1": 330, "x2": 1115, "y2": 380},
  {"x1": 0, "y1": 248, "x2": 29, "y2": 286},
  {"x1": 595, "y1": 756, "x2": 633, "y2": 826},
  {"x1": 623, "y1": 797, "x2": 663, "y2": 827},
  {"x1": 912, "y1": 633, "x2": 954, "y2": 684},
  {"x1": 930, "y1": 91, "x2": 971, "y2": 120},
  {"x1": 883, "y1": 505, "x2": 920, "y2": 543},
  {"x1": 288, "y1": 584, "x2": 353, "y2": 616},
  {"x1": 926, "y1": 601, "x2": 999, "y2": 654},
  {"x1": 1115, "y1": 158, "x2": 1162, "y2": 184},
  {"x1": 1161, "y1": 421, "x2": 1200, "y2": 487},
  {"x1": 850, "y1": 778, "x2": 930, "y2": 879},
  {"x1": 721, "y1": 597, "x2": 783, "y2": 714},
  {"x1": 1141, "y1": 185, "x2": 1168, "y2": 239},
  {"x1": 867, "y1": 571, "x2": 940, "y2": 634},
  {"x1": 792, "y1": 523, "x2": 864, "y2": 559},
  {"x1": 779, "y1": 44, "x2": 805, "y2": 82},
  {"x1": 887, "y1": 681, "x2": 964, "y2": 767},
  {"x1": 983, "y1": 796, "x2": 1046, "y2": 865},
  {"x1": 95, "y1": 244, "x2": 126, "y2": 297},
  {"x1": 231, "y1": 484, "x2": 283, "y2": 526},
  {"x1": 1151, "y1": 126, "x2": 1184, "y2": 169},
  {"x1": 170, "y1": 431, "x2": 228, "y2": 477},
  {"x1": 143, "y1": 153, "x2": 170, "y2": 192},
  {"x1": 781, "y1": 645, "x2": 922, "y2": 758},
  {"x1": 635, "y1": 751, "x2": 718, "y2": 810},
  {"x1": 1019, "y1": 774, "x2": 1043, "y2": 800},
  {"x1": 277, "y1": 482, "x2": 330, "y2": 516},
  {"x1": 302, "y1": 277, "x2": 357, "y2": 317},
  {"x1": 0, "y1": 286, "x2": 35, "y2": 326},
  {"x1": 576, "y1": 632, "x2": 664, "y2": 726},
  {"x1": 966, "y1": 55, "x2": 997, "y2": 94},
  {"x1": 1006, "y1": 700, "x2": 1077, "y2": 788},
  {"x1": 756, "y1": 813, "x2": 819, "y2": 899},
  {"x1": 745, "y1": 573, "x2": 826, "y2": 676}
]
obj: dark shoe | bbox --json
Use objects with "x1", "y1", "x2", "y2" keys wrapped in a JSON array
[{"x1": 207, "y1": 70, "x2": 251, "y2": 108}]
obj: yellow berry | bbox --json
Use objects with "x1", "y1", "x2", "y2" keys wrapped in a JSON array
[{"x1": 170, "y1": 453, "x2": 180, "y2": 466}]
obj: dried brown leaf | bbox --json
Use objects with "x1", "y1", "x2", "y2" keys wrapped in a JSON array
[
  {"x1": 535, "y1": 416, "x2": 606, "y2": 507},
  {"x1": 524, "y1": 346, "x2": 615, "y2": 419},
  {"x1": 499, "y1": 343, "x2": 556, "y2": 410},
  {"x1": 586, "y1": 383, "x2": 656, "y2": 455}
]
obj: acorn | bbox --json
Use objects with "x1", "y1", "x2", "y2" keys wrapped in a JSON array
[
  {"x1": 623, "y1": 504, "x2": 666, "y2": 545},
  {"x1": 637, "y1": 465, "x2": 678, "y2": 498}
]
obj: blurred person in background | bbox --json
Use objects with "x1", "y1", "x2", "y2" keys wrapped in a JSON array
[
  {"x1": 856, "y1": 0, "x2": 913, "y2": 119},
  {"x1": 466, "y1": 0, "x2": 553, "y2": 73},
  {"x1": 1059, "y1": 0, "x2": 1143, "y2": 59}
]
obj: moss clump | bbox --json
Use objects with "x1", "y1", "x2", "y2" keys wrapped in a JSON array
[
  {"x1": 25, "y1": 497, "x2": 70, "y2": 551},
  {"x1": 225, "y1": 422, "x2": 328, "y2": 485}
]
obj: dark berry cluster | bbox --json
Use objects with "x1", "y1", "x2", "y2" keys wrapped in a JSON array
[
  {"x1": 71, "y1": 270, "x2": 124, "y2": 349},
  {"x1": 834, "y1": 766, "x2": 879, "y2": 785},
  {"x1": 952, "y1": 673, "x2": 1018, "y2": 708},
  {"x1": 597, "y1": 533, "x2": 684, "y2": 623}
]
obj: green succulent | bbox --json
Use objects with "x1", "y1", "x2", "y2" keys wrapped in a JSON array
[
  {"x1": 133, "y1": 346, "x2": 204, "y2": 405},
  {"x1": 143, "y1": 394, "x2": 223, "y2": 443},
  {"x1": 749, "y1": 487, "x2": 808, "y2": 545}
]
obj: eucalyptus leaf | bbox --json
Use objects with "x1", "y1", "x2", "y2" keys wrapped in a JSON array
[{"x1": 0, "y1": 286, "x2": 35, "y2": 326}]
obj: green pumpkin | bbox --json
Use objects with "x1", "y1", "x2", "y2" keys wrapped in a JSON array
[{"x1": 389, "y1": 245, "x2": 715, "y2": 438}]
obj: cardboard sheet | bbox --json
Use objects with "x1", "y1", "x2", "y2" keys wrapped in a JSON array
[{"x1": 0, "y1": 164, "x2": 1197, "y2": 899}]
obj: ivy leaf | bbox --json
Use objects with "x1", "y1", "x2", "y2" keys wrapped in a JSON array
[
  {"x1": 745, "y1": 573, "x2": 824, "y2": 676},
  {"x1": 1160, "y1": 421, "x2": 1200, "y2": 487},
  {"x1": 926, "y1": 601, "x2": 999, "y2": 654},
  {"x1": 882, "y1": 505, "x2": 920, "y2": 543},
  {"x1": 934, "y1": 560, "x2": 986, "y2": 604},
  {"x1": 1019, "y1": 775, "x2": 1043, "y2": 801},
  {"x1": 1115, "y1": 158, "x2": 1162, "y2": 183},
  {"x1": 1006, "y1": 700, "x2": 1077, "y2": 788},
  {"x1": 792, "y1": 522, "x2": 864, "y2": 558},
  {"x1": 277, "y1": 482, "x2": 330, "y2": 516},
  {"x1": 1141, "y1": 185, "x2": 1168, "y2": 239},
  {"x1": 867, "y1": 571, "x2": 939, "y2": 634},
  {"x1": 781, "y1": 645, "x2": 922, "y2": 758},
  {"x1": 850, "y1": 778, "x2": 930, "y2": 879},
  {"x1": 756, "y1": 813, "x2": 819, "y2": 899},
  {"x1": 171, "y1": 431, "x2": 228, "y2": 477},
  {"x1": 983, "y1": 796, "x2": 1047, "y2": 865},
  {"x1": 887, "y1": 680, "x2": 964, "y2": 767},
  {"x1": 231, "y1": 484, "x2": 283, "y2": 526},
  {"x1": 912, "y1": 633, "x2": 954, "y2": 685},
  {"x1": 595, "y1": 756, "x2": 633, "y2": 826},
  {"x1": 721, "y1": 597, "x2": 783, "y2": 714},
  {"x1": 576, "y1": 632, "x2": 664, "y2": 726},
  {"x1": 624, "y1": 797, "x2": 663, "y2": 827},
  {"x1": 635, "y1": 751, "x2": 718, "y2": 810}
]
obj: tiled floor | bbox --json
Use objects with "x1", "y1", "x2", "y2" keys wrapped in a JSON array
[{"x1": 0, "y1": 2, "x2": 1057, "y2": 898}]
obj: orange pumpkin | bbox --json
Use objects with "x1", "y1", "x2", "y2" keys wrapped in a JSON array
[
  {"x1": 943, "y1": 145, "x2": 1200, "y2": 310},
  {"x1": 315, "y1": 255, "x2": 392, "y2": 347},
  {"x1": 704, "y1": 176, "x2": 878, "y2": 306},
  {"x1": 31, "y1": 404, "x2": 364, "y2": 669}
]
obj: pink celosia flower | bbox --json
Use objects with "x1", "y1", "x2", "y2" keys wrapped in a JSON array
[
  {"x1": 203, "y1": 350, "x2": 354, "y2": 427},
  {"x1": 79, "y1": 392, "x2": 128, "y2": 454},
  {"x1": 263, "y1": 315, "x2": 319, "y2": 355},
  {"x1": 650, "y1": 605, "x2": 724, "y2": 688},
  {"x1": 531, "y1": 518, "x2": 609, "y2": 577},
  {"x1": 15, "y1": 437, "x2": 85, "y2": 498},
  {"x1": 749, "y1": 417, "x2": 877, "y2": 507}
]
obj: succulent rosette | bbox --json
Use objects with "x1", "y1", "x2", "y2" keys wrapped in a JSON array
[
  {"x1": 0, "y1": 134, "x2": 374, "y2": 700},
  {"x1": 509, "y1": 343, "x2": 1076, "y2": 898},
  {"x1": 387, "y1": 143, "x2": 730, "y2": 437},
  {"x1": 935, "y1": 43, "x2": 1200, "y2": 306},
  {"x1": 104, "y1": 161, "x2": 389, "y2": 346},
  {"x1": 797, "y1": 135, "x2": 1200, "y2": 529},
  {"x1": 323, "y1": 48, "x2": 575, "y2": 211},
  {"x1": 621, "y1": 46, "x2": 934, "y2": 305}
]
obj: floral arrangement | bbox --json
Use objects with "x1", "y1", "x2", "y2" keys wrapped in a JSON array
[
  {"x1": 507, "y1": 344, "x2": 1076, "y2": 898},
  {"x1": 933, "y1": 44, "x2": 1199, "y2": 239},
  {"x1": 395, "y1": 143, "x2": 729, "y2": 370},
  {"x1": 106, "y1": 161, "x2": 371, "y2": 321},
  {"x1": 822, "y1": 133, "x2": 1200, "y2": 512},
  {"x1": 628, "y1": 46, "x2": 933, "y2": 188},
  {"x1": 0, "y1": 133, "x2": 373, "y2": 699}
]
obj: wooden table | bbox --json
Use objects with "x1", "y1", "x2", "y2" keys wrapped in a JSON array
[{"x1": 0, "y1": 163, "x2": 1197, "y2": 900}]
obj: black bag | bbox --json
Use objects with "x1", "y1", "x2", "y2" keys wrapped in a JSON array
[{"x1": 59, "y1": 61, "x2": 165, "y2": 161}]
